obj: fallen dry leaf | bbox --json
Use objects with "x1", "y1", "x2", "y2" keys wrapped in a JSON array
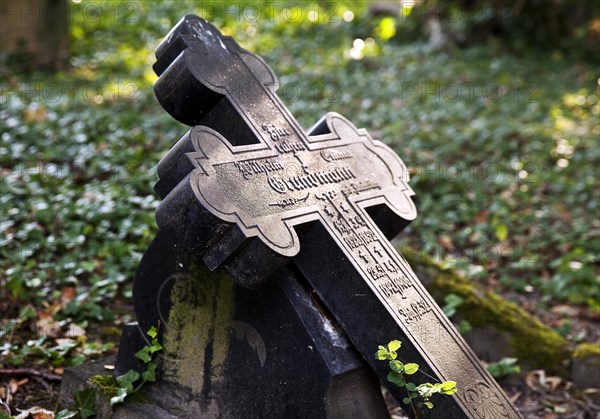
[
  {"x1": 475, "y1": 209, "x2": 489, "y2": 223},
  {"x1": 60, "y1": 287, "x2": 76, "y2": 308},
  {"x1": 550, "y1": 304, "x2": 579, "y2": 317},
  {"x1": 525, "y1": 369, "x2": 546, "y2": 390},
  {"x1": 8, "y1": 378, "x2": 28, "y2": 395},
  {"x1": 22, "y1": 106, "x2": 47, "y2": 123},
  {"x1": 544, "y1": 375, "x2": 564, "y2": 391},
  {"x1": 35, "y1": 318, "x2": 61, "y2": 338},
  {"x1": 438, "y1": 234, "x2": 453, "y2": 249},
  {"x1": 36, "y1": 310, "x2": 53, "y2": 321},
  {"x1": 54, "y1": 338, "x2": 74, "y2": 347},
  {"x1": 64, "y1": 323, "x2": 85, "y2": 338},
  {"x1": 15, "y1": 406, "x2": 54, "y2": 419}
]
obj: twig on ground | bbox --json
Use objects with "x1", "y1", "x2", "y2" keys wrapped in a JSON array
[
  {"x1": 0, "y1": 368, "x2": 62, "y2": 382},
  {"x1": 545, "y1": 394, "x2": 600, "y2": 415},
  {"x1": 509, "y1": 391, "x2": 522, "y2": 404},
  {"x1": 31, "y1": 375, "x2": 52, "y2": 394}
]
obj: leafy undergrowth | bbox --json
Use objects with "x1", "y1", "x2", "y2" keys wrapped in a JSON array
[{"x1": 0, "y1": 0, "x2": 598, "y2": 416}]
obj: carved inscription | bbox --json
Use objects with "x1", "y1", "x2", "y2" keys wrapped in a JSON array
[
  {"x1": 268, "y1": 194, "x2": 309, "y2": 208},
  {"x1": 235, "y1": 159, "x2": 283, "y2": 179},
  {"x1": 320, "y1": 149, "x2": 353, "y2": 162},
  {"x1": 341, "y1": 181, "x2": 380, "y2": 197},
  {"x1": 343, "y1": 229, "x2": 376, "y2": 250},
  {"x1": 261, "y1": 123, "x2": 290, "y2": 141},
  {"x1": 368, "y1": 264, "x2": 386, "y2": 279},
  {"x1": 274, "y1": 141, "x2": 306, "y2": 154},
  {"x1": 268, "y1": 167, "x2": 356, "y2": 194},
  {"x1": 398, "y1": 299, "x2": 433, "y2": 324},
  {"x1": 315, "y1": 189, "x2": 425, "y2": 322}
]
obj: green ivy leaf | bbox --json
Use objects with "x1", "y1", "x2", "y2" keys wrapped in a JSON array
[
  {"x1": 496, "y1": 224, "x2": 508, "y2": 241},
  {"x1": 375, "y1": 349, "x2": 388, "y2": 360},
  {"x1": 142, "y1": 362, "x2": 157, "y2": 382},
  {"x1": 55, "y1": 409, "x2": 78, "y2": 419},
  {"x1": 146, "y1": 326, "x2": 158, "y2": 339},
  {"x1": 404, "y1": 363, "x2": 419, "y2": 375},
  {"x1": 406, "y1": 382, "x2": 416, "y2": 391},
  {"x1": 149, "y1": 341, "x2": 163, "y2": 353},
  {"x1": 110, "y1": 386, "x2": 129, "y2": 406},
  {"x1": 389, "y1": 360, "x2": 404, "y2": 373},
  {"x1": 73, "y1": 387, "x2": 96, "y2": 419},
  {"x1": 387, "y1": 340, "x2": 401, "y2": 352},
  {"x1": 440, "y1": 381, "x2": 458, "y2": 395},
  {"x1": 387, "y1": 370, "x2": 405, "y2": 387},
  {"x1": 425, "y1": 401, "x2": 434, "y2": 409},
  {"x1": 402, "y1": 397, "x2": 411, "y2": 405},
  {"x1": 116, "y1": 369, "x2": 140, "y2": 393},
  {"x1": 441, "y1": 381, "x2": 456, "y2": 390},
  {"x1": 135, "y1": 346, "x2": 151, "y2": 363}
]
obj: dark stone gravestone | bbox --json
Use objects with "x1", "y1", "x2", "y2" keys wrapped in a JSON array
[{"x1": 61, "y1": 15, "x2": 523, "y2": 419}]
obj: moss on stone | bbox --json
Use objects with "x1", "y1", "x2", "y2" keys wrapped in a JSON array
[
  {"x1": 400, "y1": 246, "x2": 572, "y2": 371},
  {"x1": 162, "y1": 261, "x2": 234, "y2": 395},
  {"x1": 573, "y1": 343, "x2": 600, "y2": 360},
  {"x1": 89, "y1": 374, "x2": 119, "y2": 398}
]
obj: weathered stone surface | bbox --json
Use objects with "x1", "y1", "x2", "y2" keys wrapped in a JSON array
[
  {"x1": 60, "y1": 356, "x2": 175, "y2": 419},
  {"x1": 572, "y1": 343, "x2": 600, "y2": 389},
  {"x1": 63, "y1": 266, "x2": 390, "y2": 418},
  {"x1": 116, "y1": 229, "x2": 389, "y2": 417}
]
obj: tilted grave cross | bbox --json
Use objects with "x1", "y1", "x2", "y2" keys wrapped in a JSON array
[{"x1": 115, "y1": 15, "x2": 522, "y2": 418}]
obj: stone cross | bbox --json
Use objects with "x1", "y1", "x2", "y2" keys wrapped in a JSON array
[{"x1": 128, "y1": 15, "x2": 522, "y2": 418}]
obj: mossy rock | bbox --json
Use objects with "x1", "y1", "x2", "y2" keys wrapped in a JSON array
[
  {"x1": 573, "y1": 343, "x2": 600, "y2": 360},
  {"x1": 89, "y1": 374, "x2": 120, "y2": 398},
  {"x1": 572, "y1": 343, "x2": 600, "y2": 388},
  {"x1": 399, "y1": 246, "x2": 572, "y2": 372}
]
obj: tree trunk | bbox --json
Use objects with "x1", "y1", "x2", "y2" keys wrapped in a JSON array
[{"x1": 0, "y1": 0, "x2": 69, "y2": 71}]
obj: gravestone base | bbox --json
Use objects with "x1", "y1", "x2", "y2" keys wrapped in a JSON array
[
  {"x1": 60, "y1": 359, "x2": 389, "y2": 419},
  {"x1": 59, "y1": 358, "x2": 175, "y2": 419},
  {"x1": 60, "y1": 340, "x2": 390, "y2": 419},
  {"x1": 67, "y1": 251, "x2": 391, "y2": 418}
]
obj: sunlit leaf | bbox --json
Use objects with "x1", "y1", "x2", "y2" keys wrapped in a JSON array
[
  {"x1": 387, "y1": 340, "x2": 401, "y2": 351},
  {"x1": 404, "y1": 363, "x2": 419, "y2": 375},
  {"x1": 389, "y1": 360, "x2": 404, "y2": 372},
  {"x1": 55, "y1": 410, "x2": 78, "y2": 419},
  {"x1": 146, "y1": 326, "x2": 158, "y2": 339}
]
